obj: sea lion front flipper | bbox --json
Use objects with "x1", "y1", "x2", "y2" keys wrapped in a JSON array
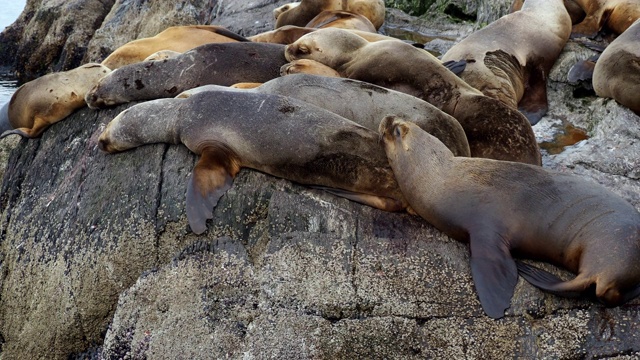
[
  {"x1": 186, "y1": 145, "x2": 241, "y2": 234},
  {"x1": 469, "y1": 232, "x2": 518, "y2": 319},
  {"x1": 442, "y1": 60, "x2": 467, "y2": 76},
  {"x1": 515, "y1": 261, "x2": 589, "y2": 298},
  {"x1": 518, "y1": 62, "x2": 548, "y2": 125},
  {"x1": 210, "y1": 26, "x2": 252, "y2": 42},
  {"x1": 311, "y1": 186, "x2": 405, "y2": 212},
  {"x1": 567, "y1": 55, "x2": 599, "y2": 85}
]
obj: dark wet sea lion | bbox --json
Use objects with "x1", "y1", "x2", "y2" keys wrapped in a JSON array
[
  {"x1": 592, "y1": 19, "x2": 640, "y2": 115},
  {"x1": 177, "y1": 74, "x2": 471, "y2": 157},
  {"x1": 98, "y1": 91, "x2": 408, "y2": 234},
  {"x1": 380, "y1": 115, "x2": 640, "y2": 319},
  {"x1": 442, "y1": 0, "x2": 572, "y2": 124},
  {"x1": 101, "y1": 25, "x2": 250, "y2": 70},
  {"x1": 0, "y1": 63, "x2": 111, "y2": 138},
  {"x1": 286, "y1": 28, "x2": 541, "y2": 165},
  {"x1": 85, "y1": 42, "x2": 287, "y2": 108}
]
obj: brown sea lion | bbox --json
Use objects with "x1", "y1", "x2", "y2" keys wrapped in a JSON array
[
  {"x1": 274, "y1": 2, "x2": 301, "y2": 20},
  {"x1": 510, "y1": 0, "x2": 586, "y2": 24},
  {"x1": 85, "y1": 42, "x2": 287, "y2": 108},
  {"x1": 442, "y1": 0, "x2": 572, "y2": 124},
  {"x1": 571, "y1": 0, "x2": 640, "y2": 37},
  {"x1": 101, "y1": 25, "x2": 250, "y2": 70},
  {"x1": 280, "y1": 59, "x2": 342, "y2": 77},
  {"x1": 98, "y1": 91, "x2": 408, "y2": 234},
  {"x1": 286, "y1": 28, "x2": 541, "y2": 165},
  {"x1": 380, "y1": 115, "x2": 640, "y2": 319},
  {"x1": 249, "y1": 25, "x2": 397, "y2": 44},
  {"x1": 0, "y1": 63, "x2": 111, "y2": 138},
  {"x1": 276, "y1": 0, "x2": 385, "y2": 30},
  {"x1": 592, "y1": 19, "x2": 640, "y2": 115},
  {"x1": 176, "y1": 74, "x2": 471, "y2": 157},
  {"x1": 306, "y1": 10, "x2": 377, "y2": 32}
]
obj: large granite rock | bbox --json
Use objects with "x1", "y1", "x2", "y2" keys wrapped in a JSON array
[{"x1": 0, "y1": 1, "x2": 639, "y2": 359}]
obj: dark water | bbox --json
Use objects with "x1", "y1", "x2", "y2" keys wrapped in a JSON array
[{"x1": 0, "y1": 0, "x2": 26, "y2": 106}]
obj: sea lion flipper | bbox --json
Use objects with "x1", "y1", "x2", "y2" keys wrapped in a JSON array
[
  {"x1": 518, "y1": 62, "x2": 548, "y2": 125},
  {"x1": 186, "y1": 146, "x2": 240, "y2": 234},
  {"x1": 515, "y1": 261, "x2": 589, "y2": 298},
  {"x1": 567, "y1": 57, "x2": 598, "y2": 85},
  {"x1": 469, "y1": 235, "x2": 518, "y2": 319},
  {"x1": 210, "y1": 26, "x2": 252, "y2": 42},
  {"x1": 311, "y1": 186, "x2": 405, "y2": 212},
  {"x1": 442, "y1": 60, "x2": 467, "y2": 76},
  {"x1": 0, "y1": 128, "x2": 30, "y2": 139}
]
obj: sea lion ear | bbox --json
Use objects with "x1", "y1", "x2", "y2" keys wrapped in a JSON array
[
  {"x1": 469, "y1": 230, "x2": 518, "y2": 319},
  {"x1": 186, "y1": 145, "x2": 240, "y2": 234}
]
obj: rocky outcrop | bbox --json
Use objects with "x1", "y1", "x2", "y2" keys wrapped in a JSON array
[{"x1": 0, "y1": 0, "x2": 639, "y2": 359}]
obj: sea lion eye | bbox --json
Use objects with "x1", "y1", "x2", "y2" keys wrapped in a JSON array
[
  {"x1": 394, "y1": 126, "x2": 403, "y2": 139},
  {"x1": 298, "y1": 45, "x2": 309, "y2": 54}
]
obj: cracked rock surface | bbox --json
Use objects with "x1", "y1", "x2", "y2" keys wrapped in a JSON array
[{"x1": 0, "y1": 0, "x2": 639, "y2": 359}]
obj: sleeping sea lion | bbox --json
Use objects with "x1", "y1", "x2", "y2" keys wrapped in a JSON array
[
  {"x1": 592, "y1": 19, "x2": 640, "y2": 115},
  {"x1": 276, "y1": 0, "x2": 385, "y2": 30},
  {"x1": 249, "y1": 25, "x2": 397, "y2": 44},
  {"x1": 286, "y1": 28, "x2": 541, "y2": 165},
  {"x1": 280, "y1": 59, "x2": 342, "y2": 77},
  {"x1": 101, "y1": 25, "x2": 250, "y2": 70},
  {"x1": 274, "y1": 2, "x2": 302, "y2": 20},
  {"x1": 177, "y1": 74, "x2": 471, "y2": 156},
  {"x1": 0, "y1": 63, "x2": 111, "y2": 138},
  {"x1": 442, "y1": 0, "x2": 571, "y2": 124},
  {"x1": 380, "y1": 115, "x2": 640, "y2": 319},
  {"x1": 305, "y1": 10, "x2": 377, "y2": 32},
  {"x1": 85, "y1": 42, "x2": 287, "y2": 108},
  {"x1": 571, "y1": 0, "x2": 640, "y2": 37},
  {"x1": 98, "y1": 91, "x2": 408, "y2": 234}
]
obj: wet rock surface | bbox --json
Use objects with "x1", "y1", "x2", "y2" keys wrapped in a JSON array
[{"x1": 0, "y1": 0, "x2": 639, "y2": 359}]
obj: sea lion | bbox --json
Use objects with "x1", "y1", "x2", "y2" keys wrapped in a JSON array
[
  {"x1": 177, "y1": 74, "x2": 471, "y2": 157},
  {"x1": 286, "y1": 28, "x2": 542, "y2": 165},
  {"x1": 85, "y1": 42, "x2": 287, "y2": 108},
  {"x1": 510, "y1": 0, "x2": 586, "y2": 24},
  {"x1": 571, "y1": 0, "x2": 640, "y2": 37},
  {"x1": 276, "y1": 0, "x2": 385, "y2": 30},
  {"x1": 274, "y1": 2, "x2": 301, "y2": 20},
  {"x1": 249, "y1": 25, "x2": 397, "y2": 44},
  {"x1": 380, "y1": 115, "x2": 640, "y2": 319},
  {"x1": 143, "y1": 50, "x2": 182, "y2": 62},
  {"x1": 305, "y1": 10, "x2": 377, "y2": 32},
  {"x1": 280, "y1": 59, "x2": 342, "y2": 77},
  {"x1": 592, "y1": 19, "x2": 640, "y2": 115},
  {"x1": 0, "y1": 63, "x2": 111, "y2": 138},
  {"x1": 98, "y1": 90, "x2": 408, "y2": 234},
  {"x1": 101, "y1": 25, "x2": 250, "y2": 70},
  {"x1": 442, "y1": 0, "x2": 572, "y2": 124}
]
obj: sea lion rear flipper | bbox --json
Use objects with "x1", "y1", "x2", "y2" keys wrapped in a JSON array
[
  {"x1": 469, "y1": 233, "x2": 518, "y2": 319},
  {"x1": 620, "y1": 284, "x2": 640, "y2": 304},
  {"x1": 515, "y1": 260, "x2": 589, "y2": 298},
  {"x1": 518, "y1": 62, "x2": 548, "y2": 125},
  {"x1": 310, "y1": 186, "x2": 405, "y2": 212},
  {"x1": 0, "y1": 128, "x2": 30, "y2": 139},
  {"x1": 186, "y1": 145, "x2": 240, "y2": 234},
  {"x1": 442, "y1": 60, "x2": 467, "y2": 76}
]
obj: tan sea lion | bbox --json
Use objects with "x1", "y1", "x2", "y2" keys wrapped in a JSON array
[
  {"x1": 143, "y1": 50, "x2": 182, "y2": 62},
  {"x1": 510, "y1": 0, "x2": 586, "y2": 24},
  {"x1": 176, "y1": 74, "x2": 471, "y2": 157},
  {"x1": 592, "y1": 19, "x2": 640, "y2": 115},
  {"x1": 306, "y1": 10, "x2": 377, "y2": 32},
  {"x1": 101, "y1": 25, "x2": 250, "y2": 70},
  {"x1": 286, "y1": 28, "x2": 541, "y2": 165},
  {"x1": 0, "y1": 63, "x2": 111, "y2": 138},
  {"x1": 276, "y1": 0, "x2": 385, "y2": 30},
  {"x1": 442, "y1": 0, "x2": 572, "y2": 124},
  {"x1": 280, "y1": 59, "x2": 342, "y2": 77},
  {"x1": 274, "y1": 2, "x2": 301, "y2": 20},
  {"x1": 380, "y1": 115, "x2": 640, "y2": 319},
  {"x1": 98, "y1": 91, "x2": 408, "y2": 234},
  {"x1": 86, "y1": 42, "x2": 287, "y2": 108},
  {"x1": 249, "y1": 25, "x2": 397, "y2": 44},
  {"x1": 571, "y1": 0, "x2": 640, "y2": 37}
]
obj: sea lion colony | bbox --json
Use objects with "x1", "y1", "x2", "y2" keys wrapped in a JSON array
[{"x1": 1, "y1": 0, "x2": 639, "y2": 319}]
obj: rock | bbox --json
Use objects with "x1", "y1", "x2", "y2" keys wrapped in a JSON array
[{"x1": 0, "y1": 1, "x2": 639, "y2": 359}]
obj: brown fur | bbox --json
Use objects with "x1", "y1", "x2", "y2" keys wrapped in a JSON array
[
  {"x1": 281, "y1": 59, "x2": 342, "y2": 77},
  {"x1": 306, "y1": 10, "x2": 377, "y2": 32},
  {"x1": 571, "y1": 0, "x2": 640, "y2": 36},
  {"x1": 275, "y1": 0, "x2": 385, "y2": 30}
]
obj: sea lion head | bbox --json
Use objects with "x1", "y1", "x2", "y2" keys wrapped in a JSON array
[
  {"x1": 85, "y1": 68, "x2": 135, "y2": 109},
  {"x1": 285, "y1": 28, "x2": 368, "y2": 69},
  {"x1": 274, "y1": 2, "x2": 300, "y2": 20}
]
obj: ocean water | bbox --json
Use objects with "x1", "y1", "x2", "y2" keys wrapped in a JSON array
[{"x1": 0, "y1": 0, "x2": 27, "y2": 106}]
